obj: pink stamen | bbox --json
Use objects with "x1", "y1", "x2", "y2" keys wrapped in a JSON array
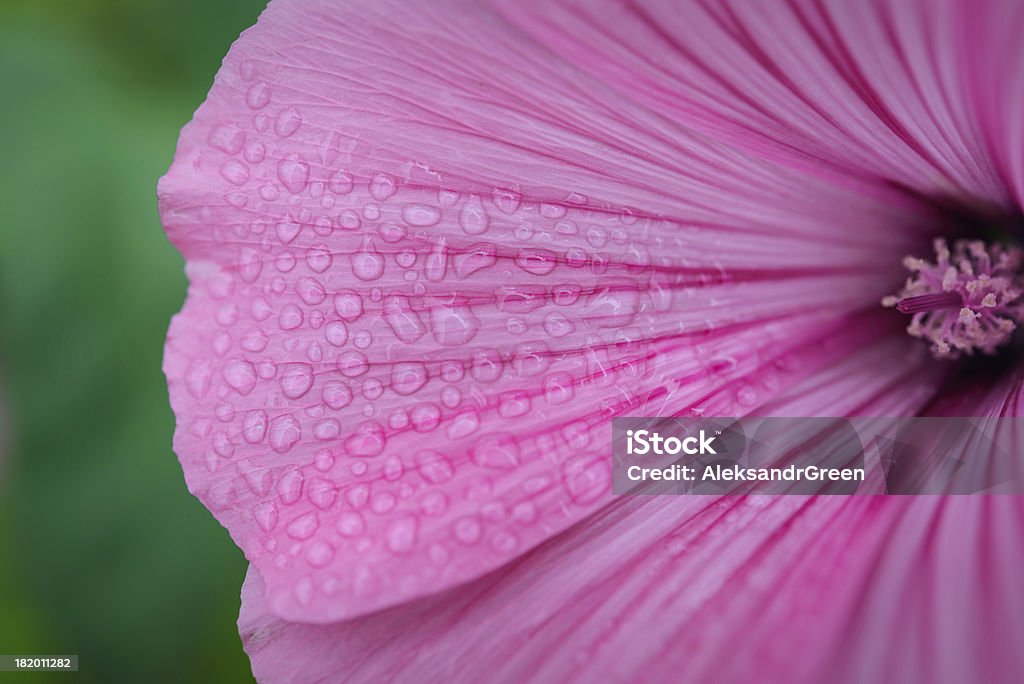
[
  {"x1": 884, "y1": 238, "x2": 1024, "y2": 359},
  {"x1": 896, "y1": 292, "x2": 962, "y2": 314}
]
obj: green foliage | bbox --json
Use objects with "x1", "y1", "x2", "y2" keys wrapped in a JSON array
[{"x1": 0, "y1": 2, "x2": 268, "y2": 681}]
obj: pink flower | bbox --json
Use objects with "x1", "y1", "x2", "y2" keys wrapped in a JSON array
[{"x1": 158, "y1": 1, "x2": 1024, "y2": 681}]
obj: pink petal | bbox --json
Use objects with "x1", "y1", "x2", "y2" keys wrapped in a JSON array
[
  {"x1": 158, "y1": 0, "x2": 942, "y2": 623},
  {"x1": 237, "y1": 338, "x2": 1017, "y2": 682},
  {"x1": 240, "y1": 494, "x2": 1024, "y2": 683},
  {"x1": 501, "y1": 0, "x2": 1017, "y2": 206}
]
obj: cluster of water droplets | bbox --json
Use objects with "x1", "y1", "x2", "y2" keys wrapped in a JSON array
[{"x1": 164, "y1": 57, "x2": 806, "y2": 618}]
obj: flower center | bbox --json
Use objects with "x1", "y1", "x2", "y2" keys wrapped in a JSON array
[{"x1": 883, "y1": 238, "x2": 1024, "y2": 359}]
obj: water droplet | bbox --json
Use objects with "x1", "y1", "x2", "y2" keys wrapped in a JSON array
[
  {"x1": 446, "y1": 409, "x2": 480, "y2": 439},
  {"x1": 314, "y1": 449, "x2": 335, "y2": 472},
  {"x1": 438, "y1": 188, "x2": 459, "y2": 207},
  {"x1": 515, "y1": 248, "x2": 558, "y2": 276},
  {"x1": 306, "y1": 245, "x2": 332, "y2": 273},
  {"x1": 440, "y1": 360, "x2": 464, "y2": 383},
  {"x1": 296, "y1": 276, "x2": 326, "y2": 305},
  {"x1": 430, "y1": 300, "x2": 480, "y2": 346},
  {"x1": 328, "y1": 170, "x2": 353, "y2": 194},
  {"x1": 410, "y1": 403, "x2": 442, "y2": 433},
  {"x1": 278, "y1": 304, "x2": 304, "y2": 330},
  {"x1": 416, "y1": 450, "x2": 454, "y2": 483},
  {"x1": 401, "y1": 203, "x2": 441, "y2": 227},
  {"x1": 562, "y1": 455, "x2": 610, "y2": 504},
  {"x1": 344, "y1": 421, "x2": 386, "y2": 457},
  {"x1": 420, "y1": 491, "x2": 449, "y2": 516},
  {"x1": 324, "y1": 321, "x2": 348, "y2": 347},
  {"x1": 274, "y1": 107, "x2": 302, "y2": 137},
  {"x1": 336, "y1": 511, "x2": 365, "y2": 536},
  {"x1": 379, "y1": 221, "x2": 406, "y2": 244},
  {"x1": 540, "y1": 202, "x2": 566, "y2": 219},
  {"x1": 390, "y1": 361, "x2": 428, "y2": 395},
  {"x1": 276, "y1": 220, "x2": 301, "y2": 244},
  {"x1": 472, "y1": 433, "x2": 521, "y2": 470},
  {"x1": 212, "y1": 431, "x2": 235, "y2": 457},
  {"x1": 268, "y1": 414, "x2": 301, "y2": 453},
  {"x1": 490, "y1": 531, "x2": 519, "y2": 554},
  {"x1": 277, "y1": 154, "x2": 310, "y2": 194},
  {"x1": 555, "y1": 220, "x2": 578, "y2": 236},
  {"x1": 337, "y1": 350, "x2": 369, "y2": 377},
  {"x1": 553, "y1": 283, "x2": 581, "y2": 306},
  {"x1": 441, "y1": 385, "x2": 461, "y2": 408},
  {"x1": 453, "y1": 516, "x2": 482, "y2": 545},
  {"x1": 278, "y1": 466, "x2": 304, "y2": 504},
  {"x1": 322, "y1": 381, "x2": 352, "y2": 410},
  {"x1": 250, "y1": 296, "x2": 273, "y2": 321},
  {"x1": 332, "y1": 290, "x2": 363, "y2": 321},
  {"x1": 386, "y1": 516, "x2": 418, "y2": 553},
  {"x1": 307, "y1": 477, "x2": 338, "y2": 509},
  {"x1": 313, "y1": 418, "x2": 341, "y2": 441},
  {"x1": 370, "y1": 491, "x2": 396, "y2": 514},
  {"x1": 219, "y1": 159, "x2": 250, "y2": 186},
  {"x1": 258, "y1": 359, "x2": 278, "y2": 379},
  {"x1": 244, "y1": 141, "x2": 266, "y2": 164},
  {"x1": 345, "y1": 483, "x2": 370, "y2": 508},
  {"x1": 279, "y1": 363, "x2": 314, "y2": 399},
  {"x1": 495, "y1": 285, "x2": 546, "y2": 314},
  {"x1": 238, "y1": 247, "x2": 263, "y2": 283},
  {"x1": 286, "y1": 512, "x2": 319, "y2": 540},
  {"x1": 223, "y1": 359, "x2": 257, "y2": 395},
  {"x1": 425, "y1": 237, "x2": 448, "y2": 282},
  {"x1": 512, "y1": 501, "x2": 538, "y2": 524},
  {"x1": 369, "y1": 173, "x2": 397, "y2": 201},
  {"x1": 544, "y1": 372, "x2": 575, "y2": 404},
  {"x1": 215, "y1": 402, "x2": 235, "y2": 423},
  {"x1": 458, "y1": 195, "x2": 490, "y2": 235},
  {"x1": 351, "y1": 237, "x2": 385, "y2": 281},
  {"x1": 453, "y1": 242, "x2": 497, "y2": 279},
  {"x1": 543, "y1": 312, "x2": 574, "y2": 338},
  {"x1": 275, "y1": 250, "x2": 297, "y2": 273},
  {"x1": 471, "y1": 349, "x2": 503, "y2": 383},
  {"x1": 305, "y1": 540, "x2": 334, "y2": 568},
  {"x1": 585, "y1": 281, "x2": 640, "y2": 327},
  {"x1": 208, "y1": 124, "x2": 245, "y2": 154},
  {"x1": 254, "y1": 501, "x2": 278, "y2": 532},
  {"x1": 498, "y1": 392, "x2": 531, "y2": 418},
  {"x1": 514, "y1": 222, "x2": 534, "y2": 241},
  {"x1": 491, "y1": 187, "x2": 521, "y2": 214},
  {"x1": 246, "y1": 82, "x2": 271, "y2": 109},
  {"x1": 384, "y1": 295, "x2": 426, "y2": 343},
  {"x1": 383, "y1": 455, "x2": 404, "y2": 481},
  {"x1": 243, "y1": 409, "x2": 268, "y2": 443}
]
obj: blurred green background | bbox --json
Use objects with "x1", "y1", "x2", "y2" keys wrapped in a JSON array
[{"x1": 0, "y1": 1, "x2": 268, "y2": 681}]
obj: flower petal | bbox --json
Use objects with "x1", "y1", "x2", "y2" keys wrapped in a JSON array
[
  {"x1": 240, "y1": 493, "x2": 1024, "y2": 683},
  {"x1": 160, "y1": 0, "x2": 941, "y2": 622},
  {"x1": 500, "y1": 0, "x2": 1017, "y2": 205},
  {"x1": 237, "y1": 339, "x2": 1015, "y2": 682}
]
